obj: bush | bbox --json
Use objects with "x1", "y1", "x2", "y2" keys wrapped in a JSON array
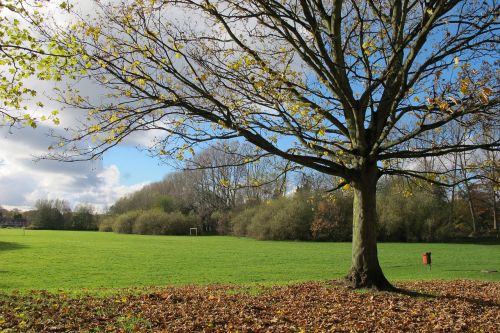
[
  {"x1": 98, "y1": 216, "x2": 115, "y2": 232},
  {"x1": 105, "y1": 209, "x2": 201, "y2": 235},
  {"x1": 140, "y1": 210, "x2": 200, "y2": 235},
  {"x1": 231, "y1": 195, "x2": 313, "y2": 240},
  {"x1": 113, "y1": 211, "x2": 141, "y2": 234},
  {"x1": 101, "y1": 175, "x2": 481, "y2": 242},
  {"x1": 268, "y1": 196, "x2": 312, "y2": 240},
  {"x1": 230, "y1": 206, "x2": 258, "y2": 237},
  {"x1": 377, "y1": 181, "x2": 449, "y2": 242},
  {"x1": 245, "y1": 202, "x2": 276, "y2": 240},
  {"x1": 311, "y1": 194, "x2": 353, "y2": 241},
  {"x1": 211, "y1": 210, "x2": 233, "y2": 235},
  {"x1": 132, "y1": 209, "x2": 162, "y2": 235}
]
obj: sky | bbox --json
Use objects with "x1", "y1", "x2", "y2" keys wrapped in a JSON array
[
  {"x1": 0, "y1": 123, "x2": 170, "y2": 212},
  {"x1": 2, "y1": 1, "x2": 493, "y2": 213},
  {"x1": 0, "y1": 2, "x2": 181, "y2": 212}
]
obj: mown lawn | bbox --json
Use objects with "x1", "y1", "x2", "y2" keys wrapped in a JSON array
[{"x1": 0, "y1": 229, "x2": 498, "y2": 291}]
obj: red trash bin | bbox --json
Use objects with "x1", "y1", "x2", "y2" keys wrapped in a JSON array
[{"x1": 422, "y1": 252, "x2": 431, "y2": 265}]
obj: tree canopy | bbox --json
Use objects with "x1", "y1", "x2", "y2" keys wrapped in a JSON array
[
  {"x1": 47, "y1": 1, "x2": 498, "y2": 174},
  {"x1": 0, "y1": 0, "x2": 66, "y2": 127}
]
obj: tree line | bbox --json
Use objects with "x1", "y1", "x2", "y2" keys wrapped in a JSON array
[
  {"x1": 99, "y1": 142, "x2": 498, "y2": 242},
  {"x1": 0, "y1": 200, "x2": 98, "y2": 231},
  {"x1": 1, "y1": 141, "x2": 496, "y2": 240}
]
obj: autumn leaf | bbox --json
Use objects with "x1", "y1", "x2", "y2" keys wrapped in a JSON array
[{"x1": 0, "y1": 281, "x2": 498, "y2": 332}]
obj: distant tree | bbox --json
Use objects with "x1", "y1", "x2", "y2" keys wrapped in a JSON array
[
  {"x1": 476, "y1": 123, "x2": 499, "y2": 231},
  {"x1": 109, "y1": 141, "x2": 290, "y2": 228},
  {"x1": 11, "y1": 209, "x2": 24, "y2": 222},
  {"x1": 431, "y1": 119, "x2": 498, "y2": 233},
  {"x1": 32, "y1": 199, "x2": 66, "y2": 229},
  {"x1": 377, "y1": 178, "x2": 450, "y2": 241},
  {"x1": 186, "y1": 142, "x2": 291, "y2": 222},
  {"x1": 41, "y1": 0, "x2": 499, "y2": 289},
  {"x1": 110, "y1": 190, "x2": 163, "y2": 214},
  {"x1": 71, "y1": 204, "x2": 97, "y2": 230}
]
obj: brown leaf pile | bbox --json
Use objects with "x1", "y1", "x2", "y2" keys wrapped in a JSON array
[{"x1": 0, "y1": 280, "x2": 499, "y2": 332}]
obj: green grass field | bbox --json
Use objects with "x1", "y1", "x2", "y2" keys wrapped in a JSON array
[{"x1": 0, "y1": 229, "x2": 499, "y2": 292}]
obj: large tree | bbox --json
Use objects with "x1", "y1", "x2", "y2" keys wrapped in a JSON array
[{"x1": 43, "y1": 0, "x2": 498, "y2": 289}]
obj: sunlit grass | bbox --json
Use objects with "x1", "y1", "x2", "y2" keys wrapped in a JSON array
[{"x1": 0, "y1": 229, "x2": 498, "y2": 292}]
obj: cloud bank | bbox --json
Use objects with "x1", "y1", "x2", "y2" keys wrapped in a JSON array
[{"x1": 0, "y1": 124, "x2": 147, "y2": 212}]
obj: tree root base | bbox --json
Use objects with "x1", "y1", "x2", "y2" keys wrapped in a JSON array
[{"x1": 345, "y1": 267, "x2": 395, "y2": 291}]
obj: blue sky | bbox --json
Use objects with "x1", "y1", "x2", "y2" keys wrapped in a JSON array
[{"x1": 103, "y1": 147, "x2": 170, "y2": 186}]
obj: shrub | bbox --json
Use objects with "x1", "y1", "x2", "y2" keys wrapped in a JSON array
[
  {"x1": 211, "y1": 210, "x2": 233, "y2": 235},
  {"x1": 245, "y1": 202, "x2": 275, "y2": 240},
  {"x1": 230, "y1": 206, "x2": 258, "y2": 237},
  {"x1": 311, "y1": 194, "x2": 353, "y2": 241},
  {"x1": 113, "y1": 211, "x2": 140, "y2": 234},
  {"x1": 98, "y1": 216, "x2": 114, "y2": 232},
  {"x1": 268, "y1": 196, "x2": 313, "y2": 240},
  {"x1": 132, "y1": 209, "x2": 201, "y2": 235},
  {"x1": 168, "y1": 212, "x2": 201, "y2": 235},
  {"x1": 133, "y1": 209, "x2": 165, "y2": 235},
  {"x1": 231, "y1": 195, "x2": 313, "y2": 240},
  {"x1": 377, "y1": 181, "x2": 449, "y2": 242}
]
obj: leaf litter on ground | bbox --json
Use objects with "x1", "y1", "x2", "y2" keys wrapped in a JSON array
[{"x1": 0, "y1": 280, "x2": 498, "y2": 332}]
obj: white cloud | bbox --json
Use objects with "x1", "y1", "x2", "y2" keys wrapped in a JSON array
[{"x1": 0, "y1": 125, "x2": 148, "y2": 212}]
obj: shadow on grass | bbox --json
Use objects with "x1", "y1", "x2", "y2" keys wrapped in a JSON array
[
  {"x1": 384, "y1": 264, "x2": 413, "y2": 268},
  {"x1": 0, "y1": 241, "x2": 28, "y2": 252}
]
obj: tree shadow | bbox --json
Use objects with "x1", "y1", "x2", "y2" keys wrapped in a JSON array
[
  {"x1": 393, "y1": 287, "x2": 436, "y2": 299},
  {"x1": 393, "y1": 287, "x2": 500, "y2": 307},
  {"x1": 0, "y1": 243, "x2": 26, "y2": 291},
  {"x1": 0, "y1": 241, "x2": 28, "y2": 252},
  {"x1": 440, "y1": 294, "x2": 500, "y2": 307},
  {"x1": 384, "y1": 264, "x2": 413, "y2": 268}
]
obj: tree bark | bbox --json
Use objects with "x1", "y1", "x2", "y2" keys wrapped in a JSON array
[
  {"x1": 345, "y1": 163, "x2": 394, "y2": 290},
  {"x1": 492, "y1": 184, "x2": 498, "y2": 231},
  {"x1": 459, "y1": 153, "x2": 478, "y2": 233},
  {"x1": 463, "y1": 179, "x2": 478, "y2": 234}
]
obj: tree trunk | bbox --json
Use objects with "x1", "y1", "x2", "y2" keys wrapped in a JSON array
[
  {"x1": 449, "y1": 150, "x2": 459, "y2": 224},
  {"x1": 345, "y1": 163, "x2": 394, "y2": 291},
  {"x1": 492, "y1": 184, "x2": 498, "y2": 231},
  {"x1": 464, "y1": 179, "x2": 478, "y2": 234},
  {"x1": 459, "y1": 153, "x2": 477, "y2": 233}
]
